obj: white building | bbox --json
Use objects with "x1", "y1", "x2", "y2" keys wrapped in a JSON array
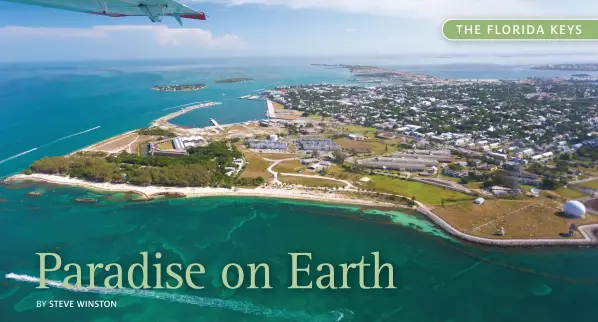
[
  {"x1": 564, "y1": 201, "x2": 586, "y2": 218},
  {"x1": 180, "y1": 136, "x2": 207, "y2": 148}
]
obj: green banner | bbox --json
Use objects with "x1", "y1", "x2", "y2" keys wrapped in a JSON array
[{"x1": 443, "y1": 19, "x2": 598, "y2": 40}]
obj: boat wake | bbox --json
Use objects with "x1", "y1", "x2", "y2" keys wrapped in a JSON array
[
  {"x1": 5, "y1": 273, "x2": 354, "y2": 321},
  {"x1": 42, "y1": 126, "x2": 101, "y2": 147},
  {"x1": 0, "y1": 148, "x2": 38, "y2": 165}
]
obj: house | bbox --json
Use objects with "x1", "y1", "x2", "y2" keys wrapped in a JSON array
[
  {"x1": 487, "y1": 152, "x2": 508, "y2": 160},
  {"x1": 376, "y1": 132, "x2": 395, "y2": 140},
  {"x1": 443, "y1": 167, "x2": 468, "y2": 178},
  {"x1": 307, "y1": 163, "x2": 322, "y2": 170},
  {"x1": 347, "y1": 133, "x2": 365, "y2": 141}
]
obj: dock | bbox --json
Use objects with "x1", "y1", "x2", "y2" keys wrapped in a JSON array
[{"x1": 209, "y1": 118, "x2": 224, "y2": 130}]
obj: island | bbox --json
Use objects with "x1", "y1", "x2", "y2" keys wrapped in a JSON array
[
  {"x1": 531, "y1": 64, "x2": 598, "y2": 71},
  {"x1": 215, "y1": 78, "x2": 254, "y2": 84},
  {"x1": 8, "y1": 69, "x2": 598, "y2": 247},
  {"x1": 152, "y1": 84, "x2": 207, "y2": 92}
]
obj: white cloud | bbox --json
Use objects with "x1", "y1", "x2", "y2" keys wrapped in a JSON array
[
  {"x1": 0, "y1": 25, "x2": 244, "y2": 48},
  {"x1": 187, "y1": 0, "x2": 598, "y2": 19}
]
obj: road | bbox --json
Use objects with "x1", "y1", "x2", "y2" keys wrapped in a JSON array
[
  {"x1": 568, "y1": 176, "x2": 598, "y2": 185},
  {"x1": 265, "y1": 157, "x2": 355, "y2": 189}
]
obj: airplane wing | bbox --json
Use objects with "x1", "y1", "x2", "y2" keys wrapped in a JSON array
[{"x1": 4, "y1": 0, "x2": 206, "y2": 25}]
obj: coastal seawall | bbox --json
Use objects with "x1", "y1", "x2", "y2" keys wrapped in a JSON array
[{"x1": 416, "y1": 206, "x2": 598, "y2": 247}]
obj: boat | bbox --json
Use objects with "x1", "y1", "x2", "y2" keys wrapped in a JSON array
[{"x1": 26, "y1": 192, "x2": 42, "y2": 197}]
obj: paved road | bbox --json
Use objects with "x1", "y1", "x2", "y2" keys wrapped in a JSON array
[
  {"x1": 265, "y1": 157, "x2": 355, "y2": 189},
  {"x1": 265, "y1": 157, "x2": 298, "y2": 185},
  {"x1": 569, "y1": 176, "x2": 598, "y2": 185}
]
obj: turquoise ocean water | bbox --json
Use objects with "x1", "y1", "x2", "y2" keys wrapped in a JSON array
[{"x1": 1, "y1": 58, "x2": 598, "y2": 321}]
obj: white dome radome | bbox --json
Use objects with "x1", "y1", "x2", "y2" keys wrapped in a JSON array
[{"x1": 564, "y1": 201, "x2": 586, "y2": 218}]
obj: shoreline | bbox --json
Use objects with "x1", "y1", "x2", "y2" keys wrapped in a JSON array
[
  {"x1": 4, "y1": 173, "x2": 394, "y2": 208},
  {"x1": 6, "y1": 173, "x2": 598, "y2": 247}
]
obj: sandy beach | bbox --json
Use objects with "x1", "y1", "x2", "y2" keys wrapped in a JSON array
[{"x1": 5, "y1": 173, "x2": 395, "y2": 208}]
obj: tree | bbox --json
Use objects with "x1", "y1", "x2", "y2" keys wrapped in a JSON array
[
  {"x1": 449, "y1": 163, "x2": 464, "y2": 171},
  {"x1": 128, "y1": 169, "x2": 153, "y2": 186},
  {"x1": 311, "y1": 150, "x2": 320, "y2": 158},
  {"x1": 332, "y1": 151, "x2": 346, "y2": 164},
  {"x1": 541, "y1": 177, "x2": 561, "y2": 190}
]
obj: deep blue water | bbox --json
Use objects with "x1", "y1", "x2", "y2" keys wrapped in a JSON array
[
  {"x1": 0, "y1": 59, "x2": 353, "y2": 178},
  {"x1": 2, "y1": 59, "x2": 594, "y2": 179}
]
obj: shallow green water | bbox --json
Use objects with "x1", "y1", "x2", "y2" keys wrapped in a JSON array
[{"x1": 1, "y1": 183, "x2": 598, "y2": 322}]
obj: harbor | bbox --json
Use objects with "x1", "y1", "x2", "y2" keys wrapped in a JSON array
[{"x1": 152, "y1": 102, "x2": 221, "y2": 130}]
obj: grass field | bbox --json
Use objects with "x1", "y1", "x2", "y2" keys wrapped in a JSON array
[
  {"x1": 132, "y1": 137, "x2": 155, "y2": 155},
  {"x1": 340, "y1": 125, "x2": 378, "y2": 139},
  {"x1": 335, "y1": 138, "x2": 391, "y2": 154},
  {"x1": 271, "y1": 101, "x2": 285, "y2": 110},
  {"x1": 258, "y1": 153, "x2": 301, "y2": 160},
  {"x1": 157, "y1": 141, "x2": 174, "y2": 150},
  {"x1": 306, "y1": 115, "x2": 332, "y2": 122},
  {"x1": 273, "y1": 160, "x2": 304, "y2": 173},
  {"x1": 360, "y1": 175, "x2": 474, "y2": 206},
  {"x1": 434, "y1": 198, "x2": 598, "y2": 239},
  {"x1": 279, "y1": 175, "x2": 346, "y2": 188},
  {"x1": 438, "y1": 174, "x2": 462, "y2": 183},
  {"x1": 555, "y1": 187, "x2": 587, "y2": 200},
  {"x1": 240, "y1": 153, "x2": 273, "y2": 180},
  {"x1": 574, "y1": 180, "x2": 598, "y2": 189}
]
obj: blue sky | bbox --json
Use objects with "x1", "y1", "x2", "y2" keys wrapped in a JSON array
[{"x1": 1, "y1": 0, "x2": 597, "y2": 62}]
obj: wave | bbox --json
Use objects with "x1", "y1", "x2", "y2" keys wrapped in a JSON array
[
  {"x1": 43, "y1": 126, "x2": 101, "y2": 146},
  {"x1": 0, "y1": 148, "x2": 38, "y2": 165},
  {"x1": 5, "y1": 273, "x2": 353, "y2": 321}
]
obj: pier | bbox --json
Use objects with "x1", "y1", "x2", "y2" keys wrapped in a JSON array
[
  {"x1": 153, "y1": 102, "x2": 221, "y2": 128},
  {"x1": 209, "y1": 118, "x2": 223, "y2": 130}
]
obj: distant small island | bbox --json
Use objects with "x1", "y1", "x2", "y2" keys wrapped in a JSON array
[
  {"x1": 531, "y1": 64, "x2": 598, "y2": 71},
  {"x1": 152, "y1": 84, "x2": 207, "y2": 92},
  {"x1": 215, "y1": 78, "x2": 254, "y2": 84}
]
